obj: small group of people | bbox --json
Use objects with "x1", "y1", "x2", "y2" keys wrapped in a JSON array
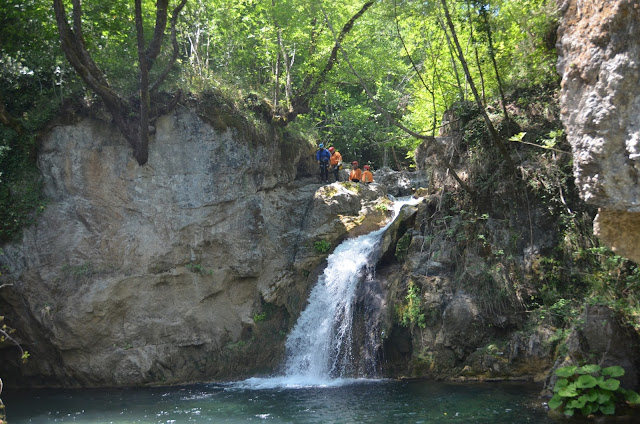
[
  {"x1": 348, "y1": 161, "x2": 374, "y2": 184},
  {"x1": 315, "y1": 143, "x2": 374, "y2": 184}
]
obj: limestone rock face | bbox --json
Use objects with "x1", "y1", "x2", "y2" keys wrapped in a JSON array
[
  {"x1": 557, "y1": 0, "x2": 640, "y2": 262},
  {"x1": 0, "y1": 107, "x2": 391, "y2": 387}
]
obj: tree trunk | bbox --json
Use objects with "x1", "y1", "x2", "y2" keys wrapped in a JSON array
[
  {"x1": 479, "y1": 2, "x2": 509, "y2": 122},
  {"x1": 439, "y1": 0, "x2": 516, "y2": 173},
  {"x1": 467, "y1": 1, "x2": 486, "y2": 105},
  {"x1": 437, "y1": 14, "x2": 465, "y2": 101},
  {"x1": 135, "y1": 0, "x2": 150, "y2": 165},
  {"x1": 53, "y1": 0, "x2": 186, "y2": 166},
  {"x1": 393, "y1": 0, "x2": 437, "y2": 134}
]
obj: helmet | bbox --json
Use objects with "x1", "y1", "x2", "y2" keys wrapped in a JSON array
[
  {"x1": 319, "y1": 143, "x2": 324, "y2": 148},
  {"x1": 328, "y1": 146, "x2": 335, "y2": 153},
  {"x1": 363, "y1": 165, "x2": 370, "y2": 170},
  {"x1": 351, "y1": 161, "x2": 358, "y2": 166}
]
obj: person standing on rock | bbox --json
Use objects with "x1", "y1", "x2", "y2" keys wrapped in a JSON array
[
  {"x1": 349, "y1": 161, "x2": 362, "y2": 183},
  {"x1": 328, "y1": 146, "x2": 343, "y2": 182},
  {"x1": 362, "y1": 165, "x2": 374, "y2": 184},
  {"x1": 316, "y1": 143, "x2": 331, "y2": 183}
]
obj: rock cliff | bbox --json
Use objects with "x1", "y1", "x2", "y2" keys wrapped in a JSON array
[
  {"x1": 557, "y1": 0, "x2": 640, "y2": 262},
  {"x1": 0, "y1": 101, "x2": 392, "y2": 387}
]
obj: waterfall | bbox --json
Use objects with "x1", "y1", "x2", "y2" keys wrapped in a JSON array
[
  {"x1": 236, "y1": 196, "x2": 419, "y2": 389},
  {"x1": 283, "y1": 226, "x2": 380, "y2": 381}
]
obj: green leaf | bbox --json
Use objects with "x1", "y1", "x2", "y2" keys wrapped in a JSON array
[
  {"x1": 576, "y1": 374, "x2": 598, "y2": 388},
  {"x1": 598, "y1": 378, "x2": 620, "y2": 391},
  {"x1": 601, "y1": 365, "x2": 625, "y2": 378},
  {"x1": 555, "y1": 366, "x2": 577, "y2": 377},
  {"x1": 563, "y1": 407, "x2": 575, "y2": 417},
  {"x1": 548, "y1": 394, "x2": 564, "y2": 410},
  {"x1": 508, "y1": 132, "x2": 526, "y2": 142},
  {"x1": 558, "y1": 383, "x2": 579, "y2": 398},
  {"x1": 623, "y1": 389, "x2": 640, "y2": 405},
  {"x1": 553, "y1": 378, "x2": 569, "y2": 392},
  {"x1": 577, "y1": 364, "x2": 601, "y2": 374},
  {"x1": 583, "y1": 390, "x2": 598, "y2": 402},
  {"x1": 597, "y1": 390, "x2": 613, "y2": 404},
  {"x1": 599, "y1": 402, "x2": 616, "y2": 415},
  {"x1": 581, "y1": 403, "x2": 596, "y2": 416},
  {"x1": 567, "y1": 397, "x2": 586, "y2": 409}
]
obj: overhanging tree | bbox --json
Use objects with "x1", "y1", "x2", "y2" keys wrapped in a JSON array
[
  {"x1": 439, "y1": 0, "x2": 516, "y2": 173},
  {"x1": 270, "y1": 0, "x2": 375, "y2": 126},
  {"x1": 52, "y1": 0, "x2": 187, "y2": 165}
]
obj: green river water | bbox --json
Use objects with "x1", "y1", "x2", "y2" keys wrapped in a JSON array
[{"x1": 4, "y1": 379, "x2": 555, "y2": 423}]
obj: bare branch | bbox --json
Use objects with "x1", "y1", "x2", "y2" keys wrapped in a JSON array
[
  {"x1": 145, "y1": 0, "x2": 170, "y2": 68},
  {"x1": 439, "y1": 0, "x2": 516, "y2": 173},
  {"x1": 151, "y1": 0, "x2": 188, "y2": 93},
  {"x1": 0, "y1": 328, "x2": 25, "y2": 359}
]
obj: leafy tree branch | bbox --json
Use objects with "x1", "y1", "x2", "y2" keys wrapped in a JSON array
[
  {"x1": 439, "y1": 0, "x2": 516, "y2": 174},
  {"x1": 52, "y1": 0, "x2": 186, "y2": 165},
  {"x1": 320, "y1": 3, "x2": 471, "y2": 192},
  {"x1": 271, "y1": 0, "x2": 375, "y2": 126}
]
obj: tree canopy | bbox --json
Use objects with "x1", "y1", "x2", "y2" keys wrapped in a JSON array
[
  {"x1": 1, "y1": 0, "x2": 559, "y2": 166},
  {"x1": 0, "y1": 0, "x2": 560, "y2": 241}
]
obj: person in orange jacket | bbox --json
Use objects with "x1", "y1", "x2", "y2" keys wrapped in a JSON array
[
  {"x1": 349, "y1": 161, "x2": 362, "y2": 182},
  {"x1": 328, "y1": 146, "x2": 343, "y2": 182},
  {"x1": 362, "y1": 164, "x2": 374, "y2": 184}
]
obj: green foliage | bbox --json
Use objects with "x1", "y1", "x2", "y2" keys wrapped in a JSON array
[
  {"x1": 341, "y1": 181, "x2": 361, "y2": 193},
  {"x1": 323, "y1": 186, "x2": 339, "y2": 197},
  {"x1": 0, "y1": 164, "x2": 46, "y2": 242},
  {"x1": 529, "y1": 221, "x2": 640, "y2": 331},
  {"x1": 186, "y1": 263, "x2": 214, "y2": 275},
  {"x1": 61, "y1": 262, "x2": 94, "y2": 279},
  {"x1": 253, "y1": 312, "x2": 267, "y2": 323},
  {"x1": 1, "y1": 0, "x2": 564, "y2": 182},
  {"x1": 397, "y1": 282, "x2": 426, "y2": 329},
  {"x1": 395, "y1": 234, "x2": 412, "y2": 261},
  {"x1": 549, "y1": 364, "x2": 640, "y2": 417},
  {"x1": 60, "y1": 261, "x2": 115, "y2": 280},
  {"x1": 313, "y1": 240, "x2": 331, "y2": 254},
  {"x1": 374, "y1": 202, "x2": 389, "y2": 212}
]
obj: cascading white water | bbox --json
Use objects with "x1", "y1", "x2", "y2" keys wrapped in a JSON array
[
  {"x1": 236, "y1": 196, "x2": 419, "y2": 389},
  {"x1": 283, "y1": 227, "x2": 379, "y2": 381}
]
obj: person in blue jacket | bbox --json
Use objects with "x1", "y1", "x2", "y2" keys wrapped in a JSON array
[{"x1": 315, "y1": 143, "x2": 331, "y2": 183}]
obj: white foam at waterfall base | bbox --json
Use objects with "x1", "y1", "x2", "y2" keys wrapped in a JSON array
[{"x1": 233, "y1": 197, "x2": 420, "y2": 390}]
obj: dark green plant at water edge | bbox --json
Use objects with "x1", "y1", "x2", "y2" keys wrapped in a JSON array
[{"x1": 549, "y1": 364, "x2": 640, "y2": 417}]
